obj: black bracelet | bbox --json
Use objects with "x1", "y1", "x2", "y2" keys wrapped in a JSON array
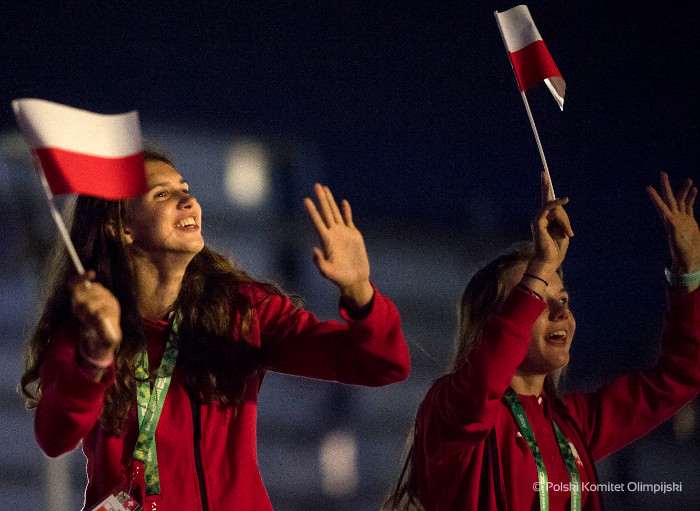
[{"x1": 523, "y1": 273, "x2": 549, "y2": 286}]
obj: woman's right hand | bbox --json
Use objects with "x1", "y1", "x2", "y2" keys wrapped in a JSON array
[
  {"x1": 71, "y1": 270, "x2": 122, "y2": 368},
  {"x1": 529, "y1": 171, "x2": 574, "y2": 274}
]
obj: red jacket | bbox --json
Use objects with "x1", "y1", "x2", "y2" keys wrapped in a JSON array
[
  {"x1": 36, "y1": 284, "x2": 410, "y2": 510},
  {"x1": 414, "y1": 286, "x2": 700, "y2": 511}
]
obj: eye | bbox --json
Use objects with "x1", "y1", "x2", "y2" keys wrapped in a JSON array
[
  {"x1": 154, "y1": 190, "x2": 168, "y2": 199},
  {"x1": 560, "y1": 296, "x2": 569, "y2": 306}
]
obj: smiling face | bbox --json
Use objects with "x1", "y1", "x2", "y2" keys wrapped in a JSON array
[
  {"x1": 505, "y1": 261, "x2": 576, "y2": 376},
  {"x1": 121, "y1": 159, "x2": 204, "y2": 257}
]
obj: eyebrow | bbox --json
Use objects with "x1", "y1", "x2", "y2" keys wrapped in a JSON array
[{"x1": 149, "y1": 179, "x2": 188, "y2": 190}]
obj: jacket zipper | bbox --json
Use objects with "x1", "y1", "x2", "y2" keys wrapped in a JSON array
[{"x1": 189, "y1": 388, "x2": 210, "y2": 511}]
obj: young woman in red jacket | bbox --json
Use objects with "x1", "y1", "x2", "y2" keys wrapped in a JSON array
[
  {"x1": 383, "y1": 172, "x2": 700, "y2": 511},
  {"x1": 20, "y1": 149, "x2": 410, "y2": 511}
]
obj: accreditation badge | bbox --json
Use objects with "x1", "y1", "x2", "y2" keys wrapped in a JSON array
[{"x1": 88, "y1": 490, "x2": 142, "y2": 511}]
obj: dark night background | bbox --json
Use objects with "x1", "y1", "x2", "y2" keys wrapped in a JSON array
[{"x1": 1, "y1": 1, "x2": 699, "y2": 509}]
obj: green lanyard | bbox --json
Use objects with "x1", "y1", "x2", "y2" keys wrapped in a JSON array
[
  {"x1": 132, "y1": 315, "x2": 180, "y2": 496},
  {"x1": 503, "y1": 387, "x2": 581, "y2": 511}
]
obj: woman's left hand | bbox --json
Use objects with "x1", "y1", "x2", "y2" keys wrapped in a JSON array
[
  {"x1": 647, "y1": 172, "x2": 700, "y2": 284},
  {"x1": 304, "y1": 184, "x2": 374, "y2": 308}
]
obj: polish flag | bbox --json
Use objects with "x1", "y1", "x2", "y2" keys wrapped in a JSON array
[
  {"x1": 12, "y1": 98, "x2": 148, "y2": 199},
  {"x1": 495, "y1": 5, "x2": 566, "y2": 110}
]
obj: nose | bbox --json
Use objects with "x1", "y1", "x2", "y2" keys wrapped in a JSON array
[
  {"x1": 178, "y1": 193, "x2": 196, "y2": 209},
  {"x1": 549, "y1": 300, "x2": 571, "y2": 321}
]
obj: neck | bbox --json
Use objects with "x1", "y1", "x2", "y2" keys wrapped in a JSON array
[
  {"x1": 510, "y1": 372, "x2": 546, "y2": 396},
  {"x1": 130, "y1": 251, "x2": 193, "y2": 320}
]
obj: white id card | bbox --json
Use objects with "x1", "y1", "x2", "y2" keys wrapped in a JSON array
[
  {"x1": 89, "y1": 491, "x2": 142, "y2": 511},
  {"x1": 89, "y1": 495, "x2": 126, "y2": 511}
]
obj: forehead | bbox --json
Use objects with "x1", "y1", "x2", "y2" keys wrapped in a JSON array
[
  {"x1": 144, "y1": 160, "x2": 183, "y2": 185},
  {"x1": 502, "y1": 261, "x2": 565, "y2": 291}
]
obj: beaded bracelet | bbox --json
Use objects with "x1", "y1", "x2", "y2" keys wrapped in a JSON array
[{"x1": 665, "y1": 267, "x2": 700, "y2": 288}]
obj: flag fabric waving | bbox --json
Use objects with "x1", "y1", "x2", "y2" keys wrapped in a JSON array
[
  {"x1": 12, "y1": 98, "x2": 147, "y2": 199},
  {"x1": 495, "y1": 5, "x2": 565, "y2": 110}
]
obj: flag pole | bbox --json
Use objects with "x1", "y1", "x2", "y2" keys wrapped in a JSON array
[
  {"x1": 34, "y1": 156, "x2": 119, "y2": 341},
  {"x1": 494, "y1": 10, "x2": 556, "y2": 199},
  {"x1": 519, "y1": 90, "x2": 555, "y2": 199},
  {"x1": 35, "y1": 158, "x2": 87, "y2": 275}
]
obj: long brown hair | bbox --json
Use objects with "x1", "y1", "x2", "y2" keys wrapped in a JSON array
[
  {"x1": 382, "y1": 241, "x2": 564, "y2": 510},
  {"x1": 21, "y1": 149, "x2": 281, "y2": 435}
]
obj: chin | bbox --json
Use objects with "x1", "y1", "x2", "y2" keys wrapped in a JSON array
[{"x1": 548, "y1": 356, "x2": 570, "y2": 372}]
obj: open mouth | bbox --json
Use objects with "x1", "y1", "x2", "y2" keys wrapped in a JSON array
[
  {"x1": 176, "y1": 217, "x2": 199, "y2": 231},
  {"x1": 545, "y1": 330, "x2": 568, "y2": 346}
]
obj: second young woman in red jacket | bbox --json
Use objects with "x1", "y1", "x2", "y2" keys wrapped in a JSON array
[{"x1": 384, "y1": 171, "x2": 700, "y2": 511}]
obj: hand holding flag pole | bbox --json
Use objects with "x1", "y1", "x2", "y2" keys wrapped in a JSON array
[
  {"x1": 494, "y1": 5, "x2": 566, "y2": 200},
  {"x1": 12, "y1": 98, "x2": 149, "y2": 343}
]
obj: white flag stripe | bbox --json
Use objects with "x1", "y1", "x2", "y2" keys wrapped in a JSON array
[
  {"x1": 12, "y1": 98, "x2": 141, "y2": 157},
  {"x1": 495, "y1": 5, "x2": 542, "y2": 53}
]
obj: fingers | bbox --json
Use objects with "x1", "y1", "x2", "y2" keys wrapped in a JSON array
[
  {"x1": 71, "y1": 272, "x2": 121, "y2": 344},
  {"x1": 549, "y1": 206, "x2": 574, "y2": 238},
  {"x1": 676, "y1": 178, "x2": 693, "y2": 207},
  {"x1": 646, "y1": 185, "x2": 672, "y2": 221},
  {"x1": 647, "y1": 172, "x2": 697, "y2": 218},
  {"x1": 341, "y1": 199, "x2": 354, "y2": 228},
  {"x1": 676, "y1": 178, "x2": 696, "y2": 215},
  {"x1": 534, "y1": 197, "x2": 570, "y2": 225},
  {"x1": 687, "y1": 186, "x2": 698, "y2": 212},
  {"x1": 314, "y1": 183, "x2": 335, "y2": 228},
  {"x1": 324, "y1": 186, "x2": 344, "y2": 225},
  {"x1": 304, "y1": 197, "x2": 327, "y2": 235},
  {"x1": 659, "y1": 171, "x2": 678, "y2": 212},
  {"x1": 304, "y1": 184, "x2": 352, "y2": 229},
  {"x1": 541, "y1": 171, "x2": 555, "y2": 204}
]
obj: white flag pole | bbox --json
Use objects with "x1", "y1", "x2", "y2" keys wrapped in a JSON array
[
  {"x1": 33, "y1": 156, "x2": 119, "y2": 341},
  {"x1": 35, "y1": 158, "x2": 87, "y2": 275},
  {"x1": 494, "y1": 11, "x2": 556, "y2": 200}
]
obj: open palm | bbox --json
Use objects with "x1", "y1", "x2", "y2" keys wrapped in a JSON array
[
  {"x1": 647, "y1": 172, "x2": 700, "y2": 275},
  {"x1": 304, "y1": 184, "x2": 373, "y2": 307}
]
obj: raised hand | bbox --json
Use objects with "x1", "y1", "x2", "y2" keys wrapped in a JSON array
[
  {"x1": 304, "y1": 184, "x2": 374, "y2": 308},
  {"x1": 646, "y1": 172, "x2": 700, "y2": 280},
  {"x1": 530, "y1": 196, "x2": 572, "y2": 272},
  {"x1": 531, "y1": 171, "x2": 574, "y2": 271},
  {"x1": 71, "y1": 270, "x2": 122, "y2": 375}
]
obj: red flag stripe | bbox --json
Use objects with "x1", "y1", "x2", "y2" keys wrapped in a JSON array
[
  {"x1": 35, "y1": 148, "x2": 147, "y2": 200},
  {"x1": 509, "y1": 40, "x2": 562, "y2": 92}
]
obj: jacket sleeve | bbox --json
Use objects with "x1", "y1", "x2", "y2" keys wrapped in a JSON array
[
  {"x1": 35, "y1": 323, "x2": 116, "y2": 457},
  {"x1": 564, "y1": 288, "x2": 700, "y2": 461},
  {"x1": 422, "y1": 285, "x2": 545, "y2": 435},
  {"x1": 256, "y1": 284, "x2": 410, "y2": 386},
  {"x1": 413, "y1": 286, "x2": 545, "y2": 511}
]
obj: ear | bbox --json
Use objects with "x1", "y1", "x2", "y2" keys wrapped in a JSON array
[{"x1": 105, "y1": 222, "x2": 133, "y2": 245}]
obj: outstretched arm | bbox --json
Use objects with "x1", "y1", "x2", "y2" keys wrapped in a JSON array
[
  {"x1": 565, "y1": 173, "x2": 700, "y2": 461},
  {"x1": 647, "y1": 172, "x2": 700, "y2": 292},
  {"x1": 258, "y1": 184, "x2": 409, "y2": 385},
  {"x1": 304, "y1": 184, "x2": 374, "y2": 311}
]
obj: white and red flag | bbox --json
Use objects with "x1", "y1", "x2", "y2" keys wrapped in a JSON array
[
  {"x1": 495, "y1": 5, "x2": 565, "y2": 110},
  {"x1": 12, "y1": 98, "x2": 147, "y2": 199}
]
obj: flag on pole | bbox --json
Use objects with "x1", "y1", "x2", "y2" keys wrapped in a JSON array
[
  {"x1": 12, "y1": 98, "x2": 148, "y2": 199},
  {"x1": 494, "y1": 5, "x2": 565, "y2": 110}
]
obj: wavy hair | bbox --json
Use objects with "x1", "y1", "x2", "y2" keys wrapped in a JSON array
[{"x1": 21, "y1": 149, "x2": 281, "y2": 435}]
